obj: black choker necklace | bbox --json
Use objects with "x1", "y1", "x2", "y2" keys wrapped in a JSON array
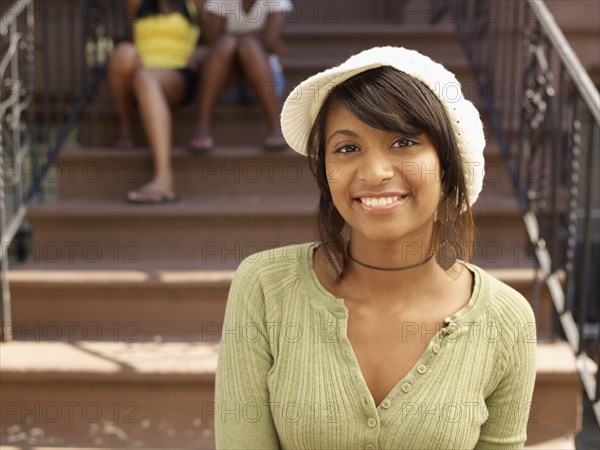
[{"x1": 346, "y1": 242, "x2": 434, "y2": 271}]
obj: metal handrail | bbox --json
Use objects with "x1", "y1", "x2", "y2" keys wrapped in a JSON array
[
  {"x1": 0, "y1": 0, "x2": 116, "y2": 342},
  {"x1": 455, "y1": 0, "x2": 600, "y2": 424},
  {"x1": 0, "y1": 0, "x2": 34, "y2": 342},
  {"x1": 531, "y1": 0, "x2": 599, "y2": 124}
]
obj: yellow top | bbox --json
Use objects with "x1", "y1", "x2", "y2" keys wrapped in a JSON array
[{"x1": 134, "y1": 7, "x2": 200, "y2": 69}]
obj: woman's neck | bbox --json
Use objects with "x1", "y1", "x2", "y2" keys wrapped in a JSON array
[{"x1": 337, "y1": 235, "x2": 449, "y2": 310}]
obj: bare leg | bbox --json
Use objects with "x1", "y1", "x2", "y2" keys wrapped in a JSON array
[
  {"x1": 237, "y1": 35, "x2": 285, "y2": 148},
  {"x1": 107, "y1": 42, "x2": 142, "y2": 146},
  {"x1": 191, "y1": 34, "x2": 239, "y2": 150},
  {"x1": 127, "y1": 68, "x2": 186, "y2": 203}
]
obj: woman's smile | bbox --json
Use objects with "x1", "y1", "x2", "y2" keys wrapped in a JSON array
[{"x1": 353, "y1": 191, "x2": 411, "y2": 214}]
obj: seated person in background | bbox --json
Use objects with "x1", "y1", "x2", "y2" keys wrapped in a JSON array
[
  {"x1": 108, "y1": 0, "x2": 204, "y2": 204},
  {"x1": 189, "y1": 0, "x2": 292, "y2": 151}
]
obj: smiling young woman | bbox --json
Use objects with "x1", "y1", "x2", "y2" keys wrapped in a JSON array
[{"x1": 214, "y1": 47, "x2": 537, "y2": 449}]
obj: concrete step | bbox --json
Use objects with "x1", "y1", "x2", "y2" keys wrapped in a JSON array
[
  {"x1": 50, "y1": 142, "x2": 512, "y2": 200},
  {"x1": 527, "y1": 340, "x2": 586, "y2": 447},
  {"x1": 6, "y1": 264, "x2": 554, "y2": 341},
  {"x1": 80, "y1": 56, "x2": 475, "y2": 148},
  {"x1": 54, "y1": 146, "x2": 317, "y2": 200},
  {"x1": 0, "y1": 340, "x2": 582, "y2": 448},
  {"x1": 281, "y1": 0, "x2": 440, "y2": 25},
  {"x1": 23, "y1": 192, "x2": 529, "y2": 265},
  {"x1": 0, "y1": 340, "x2": 217, "y2": 449},
  {"x1": 7, "y1": 263, "x2": 233, "y2": 341},
  {"x1": 282, "y1": 23, "x2": 465, "y2": 59},
  {"x1": 23, "y1": 196, "x2": 318, "y2": 264}
]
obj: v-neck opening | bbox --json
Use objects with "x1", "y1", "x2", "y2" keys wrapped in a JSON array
[{"x1": 303, "y1": 242, "x2": 482, "y2": 412}]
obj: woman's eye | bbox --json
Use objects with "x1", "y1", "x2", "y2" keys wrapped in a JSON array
[
  {"x1": 393, "y1": 139, "x2": 415, "y2": 148},
  {"x1": 335, "y1": 144, "x2": 359, "y2": 153}
]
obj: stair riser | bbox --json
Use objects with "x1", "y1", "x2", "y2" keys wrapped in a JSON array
[
  {"x1": 23, "y1": 213, "x2": 528, "y2": 264},
  {"x1": 23, "y1": 215, "x2": 317, "y2": 263},
  {"x1": 0, "y1": 383, "x2": 215, "y2": 448},
  {"x1": 527, "y1": 379, "x2": 582, "y2": 445},
  {"x1": 56, "y1": 153, "x2": 319, "y2": 199},
  {"x1": 0, "y1": 374, "x2": 579, "y2": 448},
  {"x1": 54, "y1": 151, "x2": 512, "y2": 200},
  {"x1": 7, "y1": 277, "x2": 554, "y2": 341},
  {"x1": 8, "y1": 285, "x2": 229, "y2": 341},
  {"x1": 284, "y1": 36, "x2": 465, "y2": 60}
]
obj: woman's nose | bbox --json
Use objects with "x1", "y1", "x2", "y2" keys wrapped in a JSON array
[{"x1": 358, "y1": 150, "x2": 395, "y2": 184}]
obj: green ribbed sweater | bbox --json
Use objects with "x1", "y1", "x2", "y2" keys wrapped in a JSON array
[{"x1": 215, "y1": 243, "x2": 537, "y2": 449}]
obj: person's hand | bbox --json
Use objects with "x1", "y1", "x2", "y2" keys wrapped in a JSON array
[
  {"x1": 259, "y1": 34, "x2": 286, "y2": 57},
  {"x1": 273, "y1": 41, "x2": 286, "y2": 57},
  {"x1": 186, "y1": 46, "x2": 209, "y2": 72}
]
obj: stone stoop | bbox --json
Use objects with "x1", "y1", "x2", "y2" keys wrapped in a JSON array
[
  {"x1": 0, "y1": 341, "x2": 582, "y2": 449},
  {"x1": 3, "y1": 9, "x2": 590, "y2": 449}
]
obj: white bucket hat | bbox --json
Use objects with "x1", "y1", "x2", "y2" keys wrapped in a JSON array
[{"x1": 280, "y1": 46, "x2": 486, "y2": 206}]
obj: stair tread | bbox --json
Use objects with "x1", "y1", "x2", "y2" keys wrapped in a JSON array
[
  {"x1": 0, "y1": 340, "x2": 577, "y2": 381},
  {"x1": 27, "y1": 196, "x2": 319, "y2": 217},
  {"x1": 8, "y1": 262, "x2": 540, "y2": 284},
  {"x1": 8, "y1": 263, "x2": 235, "y2": 286},
  {"x1": 284, "y1": 22, "x2": 456, "y2": 36},
  {"x1": 60, "y1": 145, "x2": 303, "y2": 159},
  {"x1": 535, "y1": 340, "x2": 583, "y2": 381},
  {"x1": 0, "y1": 340, "x2": 218, "y2": 382}
]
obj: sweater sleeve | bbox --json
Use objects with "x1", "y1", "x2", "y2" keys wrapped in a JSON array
[
  {"x1": 214, "y1": 259, "x2": 280, "y2": 449},
  {"x1": 475, "y1": 314, "x2": 537, "y2": 449}
]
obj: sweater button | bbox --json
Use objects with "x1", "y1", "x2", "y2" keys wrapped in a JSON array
[
  {"x1": 401, "y1": 382, "x2": 412, "y2": 393},
  {"x1": 432, "y1": 344, "x2": 441, "y2": 354},
  {"x1": 417, "y1": 364, "x2": 427, "y2": 374},
  {"x1": 381, "y1": 399, "x2": 391, "y2": 409},
  {"x1": 367, "y1": 417, "x2": 377, "y2": 428},
  {"x1": 446, "y1": 323, "x2": 458, "y2": 335},
  {"x1": 365, "y1": 444, "x2": 376, "y2": 450}
]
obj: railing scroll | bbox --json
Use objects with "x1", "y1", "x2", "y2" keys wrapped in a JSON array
[{"x1": 456, "y1": 0, "x2": 600, "y2": 425}]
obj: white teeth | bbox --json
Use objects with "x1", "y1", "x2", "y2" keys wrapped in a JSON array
[{"x1": 360, "y1": 196, "x2": 399, "y2": 207}]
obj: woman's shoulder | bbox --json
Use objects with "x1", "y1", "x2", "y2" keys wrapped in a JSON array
[
  {"x1": 468, "y1": 263, "x2": 536, "y2": 325},
  {"x1": 234, "y1": 242, "x2": 317, "y2": 282}
]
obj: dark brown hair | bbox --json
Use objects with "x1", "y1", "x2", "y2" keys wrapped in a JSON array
[{"x1": 307, "y1": 66, "x2": 474, "y2": 279}]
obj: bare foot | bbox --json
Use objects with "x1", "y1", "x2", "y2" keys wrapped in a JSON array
[
  {"x1": 127, "y1": 181, "x2": 178, "y2": 204},
  {"x1": 189, "y1": 131, "x2": 214, "y2": 152}
]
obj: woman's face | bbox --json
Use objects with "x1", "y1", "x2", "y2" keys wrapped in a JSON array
[{"x1": 324, "y1": 103, "x2": 443, "y2": 246}]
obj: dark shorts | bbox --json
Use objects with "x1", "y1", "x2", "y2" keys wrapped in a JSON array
[
  {"x1": 175, "y1": 67, "x2": 198, "y2": 105},
  {"x1": 219, "y1": 54, "x2": 285, "y2": 104}
]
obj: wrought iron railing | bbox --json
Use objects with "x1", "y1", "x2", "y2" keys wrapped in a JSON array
[
  {"x1": 0, "y1": 0, "x2": 34, "y2": 342},
  {"x1": 456, "y1": 0, "x2": 600, "y2": 424},
  {"x1": 0, "y1": 0, "x2": 123, "y2": 342}
]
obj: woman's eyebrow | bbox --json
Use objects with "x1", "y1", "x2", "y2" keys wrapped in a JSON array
[{"x1": 326, "y1": 129, "x2": 359, "y2": 144}]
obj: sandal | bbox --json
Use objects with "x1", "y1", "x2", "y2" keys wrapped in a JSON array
[
  {"x1": 114, "y1": 136, "x2": 135, "y2": 149},
  {"x1": 127, "y1": 185, "x2": 179, "y2": 204},
  {"x1": 189, "y1": 133, "x2": 214, "y2": 153}
]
